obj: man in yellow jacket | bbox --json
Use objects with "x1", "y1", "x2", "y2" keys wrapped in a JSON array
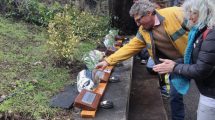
[{"x1": 96, "y1": 0, "x2": 189, "y2": 120}]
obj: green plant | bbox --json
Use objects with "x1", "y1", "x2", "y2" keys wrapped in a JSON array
[
  {"x1": 47, "y1": 6, "x2": 80, "y2": 61},
  {"x1": 0, "y1": 16, "x2": 72, "y2": 119},
  {"x1": 0, "y1": 0, "x2": 62, "y2": 26},
  {"x1": 47, "y1": 5, "x2": 110, "y2": 61},
  {"x1": 0, "y1": 3, "x2": 111, "y2": 118},
  {"x1": 68, "y1": 6, "x2": 110, "y2": 43}
]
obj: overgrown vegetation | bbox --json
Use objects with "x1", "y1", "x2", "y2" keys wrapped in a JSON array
[
  {"x1": 68, "y1": 7, "x2": 110, "y2": 42},
  {"x1": 47, "y1": 9, "x2": 80, "y2": 61},
  {"x1": 48, "y1": 5, "x2": 110, "y2": 61},
  {"x1": 0, "y1": 0, "x2": 63, "y2": 26},
  {"x1": 0, "y1": 0, "x2": 110, "y2": 119},
  {"x1": 0, "y1": 16, "x2": 74, "y2": 119}
]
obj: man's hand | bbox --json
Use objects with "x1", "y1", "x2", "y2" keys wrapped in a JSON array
[
  {"x1": 153, "y1": 58, "x2": 176, "y2": 74},
  {"x1": 95, "y1": 60, "x2": 109, "y2": 70}
]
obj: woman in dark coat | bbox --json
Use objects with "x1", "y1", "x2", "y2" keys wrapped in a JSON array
[{"x1": 153, "y1": 0, "x2": 215, "y2": 119}]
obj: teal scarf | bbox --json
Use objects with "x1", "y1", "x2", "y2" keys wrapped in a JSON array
[{"x1": 171, "y1": 26, "x2": 199, "y2": 95}]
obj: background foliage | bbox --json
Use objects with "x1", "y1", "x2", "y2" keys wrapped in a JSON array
[
  {"x1": 0, "y1": 16, "x2": 72, "y2": 119},
  {"x1": 0, "y1": 0, "x2": 110, "y2": 119},
  {"x1": 0, "y1": 0, "x2": 63, "y2": 26},
  {"x1": 48, "y1": 5, "x2": 110, "y2": 61},
  {"x1": 47, "y1": 8, "x2": 80, "y2": 61}
]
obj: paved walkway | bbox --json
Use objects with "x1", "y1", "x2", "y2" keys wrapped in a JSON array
[
  {"x1": 129, "y1": 58, "x2": 199, "y2": 120},
  {"x1": 128, "y1": 59, "x2": 167, "y2": 120}
]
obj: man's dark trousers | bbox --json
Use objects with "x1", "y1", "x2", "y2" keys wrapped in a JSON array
[{"x1": 170, "y1": 81, "x2": 185, "y2": 120}]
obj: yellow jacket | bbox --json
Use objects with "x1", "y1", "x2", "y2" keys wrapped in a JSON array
[{"x1": 106, "y1": 7, "x2": 188, "y2": 65}]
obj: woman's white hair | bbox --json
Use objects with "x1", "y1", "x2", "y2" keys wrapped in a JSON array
[
  {"x1": 206, "y1": 0, "x2": 215, "y2": 28},
  {"x1": 129, "y1": 0, "x2": 155, "y2": 17},
  {"x1": 182, "y1": 0, "x2": 215, "y2": 29}
]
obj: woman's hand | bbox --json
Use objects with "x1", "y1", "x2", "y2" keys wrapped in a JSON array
[{"x1": 153, "y1": 58, "x2": 176, "y2": 74}]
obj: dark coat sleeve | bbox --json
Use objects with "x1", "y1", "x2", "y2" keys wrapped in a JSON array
[
  {"x1": 173, "y1": 29, "x2": 215, "y2": 80},
  {"x1": 174, "y1": 58, "x2": 184, "y2": 64}
]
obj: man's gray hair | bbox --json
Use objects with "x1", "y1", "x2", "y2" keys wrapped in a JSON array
[{"x1": 129, "y1": 0, "x2": 155, "y2": 17}]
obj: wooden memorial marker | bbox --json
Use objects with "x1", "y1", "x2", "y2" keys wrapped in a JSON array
[
  {"x1": 79, "y1": 66, "x2": 114, "y2": 118},
  {"x1": 74, "y1": 89, "x2": 101, "y2": 110},
  {"x1": 75, "y1": 36, "x2": 125, "y2": 118},
  {"x1": 100, "y1": 66, "x2": 114, "y2": 82}
]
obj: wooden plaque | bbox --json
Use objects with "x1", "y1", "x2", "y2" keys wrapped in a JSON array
[
  {"x1": 74, "y1": 89, "x2": 101, "y2": 110},
  {"x1": 100, "y1": 66, "x2": 114, "y2": 82}
]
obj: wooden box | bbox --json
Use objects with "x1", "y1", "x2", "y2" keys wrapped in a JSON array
[{"x1": 74, "y1": 89, "x2": 101, "y2": 110}]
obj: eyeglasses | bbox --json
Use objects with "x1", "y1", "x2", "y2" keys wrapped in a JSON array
[{"x1": 135, "y1": 15, "x2": 144, "y2": 23}]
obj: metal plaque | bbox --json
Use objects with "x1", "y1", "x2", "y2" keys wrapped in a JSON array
[{"x1": 81, "y1": 91, "x2": 96, "y2": 105}]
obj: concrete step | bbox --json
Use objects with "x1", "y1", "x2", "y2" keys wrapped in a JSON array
[{"x1": 128, "y1": 59, "x2": 167, "y2": 120}]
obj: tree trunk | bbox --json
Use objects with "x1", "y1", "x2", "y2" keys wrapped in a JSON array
[{"x1": 108, "y1": 0, "x2": 137, "y2": 35}]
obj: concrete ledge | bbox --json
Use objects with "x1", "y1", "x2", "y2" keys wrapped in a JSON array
[{"x1": 52, "y1": 58, "x2": 167, "y2": 120}]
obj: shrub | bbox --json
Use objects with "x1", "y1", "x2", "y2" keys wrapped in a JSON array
[
  {"x1": 71, "y1": 11, "x2": 110, "y2": 43},
  {"x1": 47, "y1": 5, "x2": 110, "y2": 61},
  {"x1": 47, "y1": 7, "x2": 80, "y2": 61},
  {"x1": 0, "y1": 0, "x2": 62, "y2": 26},
  {"x1": 62, "y1": 6, "x2": 110, "y2": 43}
]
